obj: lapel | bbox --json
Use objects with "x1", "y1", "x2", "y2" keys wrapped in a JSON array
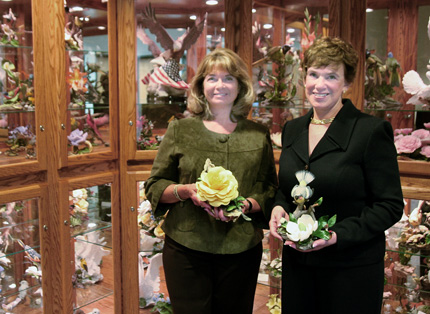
[
  {"x1": 311, "y1": 99, "x2": 360, "y2": 161},
  {"x1": 287, "y1": 99, "x2": 360, "y2": 163}
]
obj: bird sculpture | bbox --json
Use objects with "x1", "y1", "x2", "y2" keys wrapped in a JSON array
[
  {"x1": 252, "y1": 45, "x2": 292, "y2": 67},
  {"x1": 137, "y1": 3, "x2": 207, "y2": 94},
  {"x1": 137, "y1": 3, "x2": 207, "y2": 63},
  {"x1": 17, "y1": 239, "x2": 41, "y2": 264},
  {"x1": 291, "y1": 170, "x2": 318, "y2": 219},
  {"x1": 139, "y1": 252, "x2": 163, "y2": 303},
  {"x1": 291, "y1": 170, "x2": 315, "y2": 206}
]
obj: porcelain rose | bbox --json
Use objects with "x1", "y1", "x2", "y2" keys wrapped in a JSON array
[{"x1": 196, "y1": 159, "x2": 239, "y2": 207}]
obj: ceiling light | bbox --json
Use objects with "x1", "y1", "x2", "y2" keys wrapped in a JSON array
[
  {"x1": 190, "y1": 15, "x2": 197, "y2": 20},
  {"x1": 206, "y1": 0, "x2": 218, "y2": 5}
]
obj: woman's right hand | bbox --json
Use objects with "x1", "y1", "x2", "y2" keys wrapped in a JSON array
[
  {"x1": 183, "y1": 183, "x2": 215, "y2": 216},
  {"x1": 269, "y1": 206, "x2": 287, "y2": 241}
]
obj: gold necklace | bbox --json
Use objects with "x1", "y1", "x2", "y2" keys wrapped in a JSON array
[{"x1": 310, "y1": 116, "x2": 335, "y2": 125}]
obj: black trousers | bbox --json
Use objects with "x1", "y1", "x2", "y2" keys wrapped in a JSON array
[
  {"x1": 162, "y1": 236, "x2": 263, "y2": 314},
  {"x1": 282, "y1": 252, "x2": 384, "y2": 314}
]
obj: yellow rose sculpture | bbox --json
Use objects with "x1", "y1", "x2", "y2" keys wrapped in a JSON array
[
  {"x1": 196, "y1": 159, "x2": 251, "y2": 222},
  {"x1": 196, "y1": 159, "x2": 239, "y2": 207}
]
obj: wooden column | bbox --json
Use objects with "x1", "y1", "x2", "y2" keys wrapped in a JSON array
[
  {"x1": 118, "y1": 0, "x2": 140, "y2": 313},
  {"x1": 271, "y1": 8, "x2": 286, "y2": 134},
  {"x1": 32, "y1": 0, "x2": 72, "y2": 312},
  {"x1": 329, "y1": 0, "x2": 366, "y2": 110},
  {"x1": 224, "y1": 0, "x2": 253, "y2": 74}
]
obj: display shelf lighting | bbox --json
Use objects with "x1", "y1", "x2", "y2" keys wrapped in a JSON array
[
  {"x1": 252, "y1": 8, "x2": 256, "y2": 13},
  {"x1": 366, "y1": 8, "x2": 374, "y2": 13},
  {"x1": 206, "y1": 0, "x2": 218, "y2": 5},
  {"x1": 190, "y1": 15, "x2": 197, "y2": 20},
  {"x1": 263, "y1": 24, "x2": 273, "y2": 29},
  {"x1": 70, "y1": 6, "x2": 84, "y2": 12}
]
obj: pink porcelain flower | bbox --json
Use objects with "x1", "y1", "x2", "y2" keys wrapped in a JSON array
[
  {"x1": 394, "y1": 134, "x2": 404, "y2": 142},
  {"x1": 394, "y1": 128, "x2": 413, "y2": 135},
  {"x1": 411, "y1": 129, "x2": 430, "y2": 139},
  {"x1": 424, "y1": 122, "x2": 430, "y2": 129},
  {"x1": 420, "y1": 145, "x2": 430, "y2": 158},
  {"x1": 395, "y1": 135, "x2": 422, "y2": 154}
]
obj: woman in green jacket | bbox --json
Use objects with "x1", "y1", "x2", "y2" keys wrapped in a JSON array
[{"x1": 145, "y1": 48, "x2": 278, "y2": 314}]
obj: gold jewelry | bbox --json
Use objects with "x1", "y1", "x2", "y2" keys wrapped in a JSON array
[
  {"x1": 173, "y1": 184, "x2": 185, "y2": 202},
  {"x1": 310, "y1": 116, "x2": 335, "y2": 125}
]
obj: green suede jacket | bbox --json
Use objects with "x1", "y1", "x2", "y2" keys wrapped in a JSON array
[{"x1": 145, "y1": 116, "x2": 278, "y2": 254}]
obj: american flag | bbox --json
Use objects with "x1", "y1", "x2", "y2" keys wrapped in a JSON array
[{"x1": 141, "y1": 59, "x2": 189, "y2": 90}]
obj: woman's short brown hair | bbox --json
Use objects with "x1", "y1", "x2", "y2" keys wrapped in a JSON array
[
  {"x1": 303, "y1": 36, "x2": 359, "y2": 84},
  {"x1": 187, "y1": 48, "x2": 255, "y2": 121}
]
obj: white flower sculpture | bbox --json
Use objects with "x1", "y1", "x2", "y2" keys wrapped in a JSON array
[
  {"x1": 280, "y1": 214, "x2": 318, "y2": 242},
  {"x1": 402, "y1": 17, "x2": 430, "y2": 108}
]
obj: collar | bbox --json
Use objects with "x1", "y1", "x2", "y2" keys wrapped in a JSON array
[{"x1": 285, "y1": 99, "x2": 360, "y2": 162}]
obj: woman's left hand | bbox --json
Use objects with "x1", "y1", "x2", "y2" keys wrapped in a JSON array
[
  {"x1": 214, "y1": 207, "x2": 235, "y2": 222},
  {"x1": 290, "y1": 232, "x2": 338, "y2": 252}
]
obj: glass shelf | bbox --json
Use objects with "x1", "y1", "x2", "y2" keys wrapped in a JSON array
[{"x1": 75, "y1": 278, "x2": 114, "y2": 309}]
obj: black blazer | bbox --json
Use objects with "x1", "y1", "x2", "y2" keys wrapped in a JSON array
[{"x1": 274, "y1": 99, "x2": 404, "y2": 267}]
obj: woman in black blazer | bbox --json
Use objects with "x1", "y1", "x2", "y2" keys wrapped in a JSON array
[{"x1": 269, "y1": 37, "x2": 404, "y2": 314}]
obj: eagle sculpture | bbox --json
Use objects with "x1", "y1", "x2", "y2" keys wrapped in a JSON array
[{"x1": 137, "y1": 3, "x2": 207, "y2": 94}]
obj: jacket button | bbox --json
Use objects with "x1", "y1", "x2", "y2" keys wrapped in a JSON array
[{"x1": 219, "y1": 136, "x2": 229, "y2": 143}]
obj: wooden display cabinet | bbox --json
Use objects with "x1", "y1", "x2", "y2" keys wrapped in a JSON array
[{"x1": 0, "y1": 0, "x2": 121, "y2": 313}]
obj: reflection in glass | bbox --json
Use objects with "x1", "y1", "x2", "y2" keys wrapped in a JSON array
[
  {"x1": 0, "y1": 198, "x2": 42, "y2": 313},
  {"x1": 69, "y1": 184, "x2": 113, "y2": 311},
  {"x1": 66, "y1": 1, "x2": 110, "y2": 156},
  {"x1": 0, "y1": 3, "x2": 36, "y2": 165},
  {"x1": 384, "y1": 199, "x2": 430, "y2": 311},
  {"x1": 137, "y1": 181, "x2": 169, "y2": 310},
  {"x1": 135, "y1": 3, "x2": 216, "y2": 150}
]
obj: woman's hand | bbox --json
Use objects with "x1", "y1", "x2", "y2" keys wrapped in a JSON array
[
  {"x1": 183, "y1": 184, "x2": 228, "y2": 221},
  {"x1": 184, "y1": 183, "x2": 213, "y2": 211},
  {"x1": 306, "y1": 231, "x2": 337, "y2": 251},
  {"x1": 287, "y1": 231, "x2": 337, "y2": 252},
  {"x1": 269, "y1": 206, "x2": 286, "y2": 241}
]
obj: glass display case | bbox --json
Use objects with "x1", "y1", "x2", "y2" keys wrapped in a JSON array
[
  {"x1": 0, "y1": 198, "x2": 42, "y2": 313},
  {"x1": 64, "y1": 1, "x2": 112, "y2": 161},
  {"x1": 0, "y1": 0, "x2": 427, "y2": 313},
  {"x1": 0, "y1": 3, "x2": 36, "y2": 166},
  {"x1": 69, "y1": 184, "x2": 113, "y2": 312},
  {"x1": 383, "y1": 199, "x2": 430, "y2": 313}
]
